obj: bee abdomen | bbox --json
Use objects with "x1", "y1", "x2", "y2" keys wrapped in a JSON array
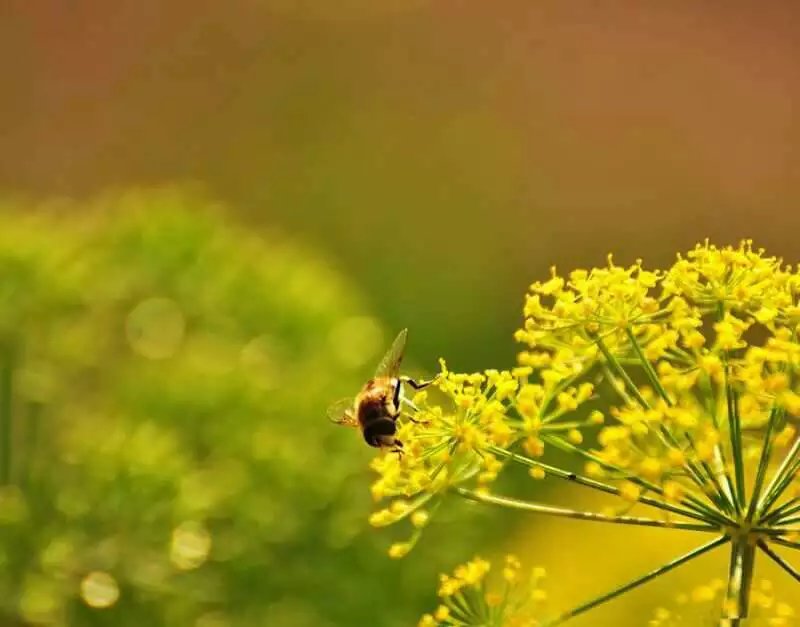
[{"x1": 363, "y1": 418, "x2": 397, "y2": 448}]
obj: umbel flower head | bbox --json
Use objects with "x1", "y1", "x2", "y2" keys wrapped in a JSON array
[
  {"x1": 418, "y1": 555, "x2": 548, "y2": 627},
  {"x1": 360, "y1": 241, "x2": 800, "y2": 625}
]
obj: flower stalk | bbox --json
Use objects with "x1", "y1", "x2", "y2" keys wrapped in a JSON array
[{"x1": 454, "y1": 486, "x2": 719, "y2": 532}]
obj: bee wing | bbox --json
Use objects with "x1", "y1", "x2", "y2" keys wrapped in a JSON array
[
  {"x1": 327, "y1": 397, "x2": 358, "y2": 427},
  {"x1": 374, "y1": 328, "x2": 408, "y2": 378}
]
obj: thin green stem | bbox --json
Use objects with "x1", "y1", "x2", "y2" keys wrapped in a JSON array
[
  {"x1": 491, "y1": 446, "x2": 717, "y2": 524},
  {"x1": 768, "y1": 537, "x2": 800, "y2": 552},
  {"x1": 545, "y1": 536, "x2": 728, "y2": 625},
  {"x1": 750, "y1": 526, "x2": 800, "y2": 536},
  {"x1": 716, "y1": 301, "x2": 745, "y2": 513},
  {"x1": 699, "y1": 372, "x2": 738, "y2": 508},
  {"x1": 757, "y1": 540, "x2": 800, "y2": 583},
  {"x1": 595, "y1": 333, "x2": 731, "y2": 514},
  {"x1": 683, "y1": 432, "x2": 736, "y2": 515},
  {"x1": 453, "y1": 487, "x2": 719, "y2": 532},
  {"x1": 601, "y1": 363, "x2": 634, "y2": 406},
  {"x1": 593, "y1": 333, "x2": 650, "y2": 409},
  {"x1": 625, "y1": 327, "x2": 673, "y2": 406},
  {"x1": 725, "y1": 538, "x2": 756, "y2": 621},
  {"x1": 724, "y1": 368, "x2": 745, "y2": 513},
  {"x1": 769, "y1": 517, "x2": 800, "y2": 527},
  {"x1": 626, "y1": 327, "x2": 736, "y2": 514},
  {"x1": 746, "y1": 406, "x2": 782, "y2": 522},
  {"x1": 541, "y1": 436, "x2": 734, "y2": 527},
  {"x1": 758, "y1": 436, "x2": 800, "y2": 517},
  {"x1": 760, "y1": 498, "x2": 800, "y2": 525}
]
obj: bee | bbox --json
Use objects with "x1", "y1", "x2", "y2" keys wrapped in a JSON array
[{"x1": 328, "y1": 328, "x2": 434, "y2": 452}]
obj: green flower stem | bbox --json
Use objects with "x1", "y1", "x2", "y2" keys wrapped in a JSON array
[
  {"x1": 768, "y1": 537, "x2": 800, "y2": 552},
  {"x1": 757, "y1": 436, "x2": 800, "y2": 517},
  {"x1": 601, "y1": 363, "x2": 635, "y2": 406},
  {"x1": 756, "y1": 540, "x2": 800, "y2": 583},
  {"x1": 490, "y1": 446, "x2": 717, "y2": 524},
  {"x1": 593, "y1": 333, "x2": 649, "y2": 409},
  {"x1": 623, "y1": 327, "x2": 734, "y2": 512},
  {"x1": 769, "y1": 516, "x2": 800, "y2": 527},
  {"x1": 763, "y1": 457, "x2": 800, "y2": 515},
  {"x1": 0, "y1": 343, "x2": 15, "y2": 485},
  {"x1": 545, "y1": 536, "x2": 728, "y2": 625},
  {"x1": 594, "y1": 334, "x2": 732, "y2": 514},
  {"x1": 750, "y1": 526, "x2": 800, "y2": 536},
  {"x1": 699, "y1": 372, "x2": 739, "y2": 510},
  {"x1": 723, "y1": 364, "x2": 746, "y2": 513},
  {"x1": 453, "y1": 487, "x2": 719, "y2": 532},
  {"x1": 624, "y1": 326, "x2": 673, "y2": 406},
  {"x1": 683, "y1": 432, "x2": 736, "y2": 516},
  {"x1": 541, "y1": 436, "x2": 734, "y2": 528},
  {"x1": 725, "y1": 537, "x2": 755, "y2": 621},
  {"x1": 746, "y1": 406, "x2": 782, "y2": 522},
  {"x1": 760, "y1": 498, "x2": 800, "y2": 525}
]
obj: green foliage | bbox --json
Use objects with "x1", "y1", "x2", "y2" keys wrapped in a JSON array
[{"x1": 0, "y1": 188, "x2": 461, "y2": 626}]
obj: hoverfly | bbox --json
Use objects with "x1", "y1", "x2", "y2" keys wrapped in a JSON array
[{"x1": 328, "y1": 329, "x2": 434, "y2": 452}]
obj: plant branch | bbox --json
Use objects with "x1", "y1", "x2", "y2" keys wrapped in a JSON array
[
  {"x1": 758, "y1": 436, "x2": 800, "y2": 518},
  {"x1": 746, "y1": 405, "x2": 782, "y2": 522},
  {"x1": 453, "y1": 487, "x2": 720, "y2": 532},
  {"x1": 725, "y1": 537, "x2": 755, "y2": 621},
  {"x1": 545, "y1": 536, "x2": 728, "y2": 625},
  {"x1": 756, "y1": 540, "x2": 800, "y2": 583},
  {"x1": 624, "y1": 327, "x2": 673, "y2": 406},
  {"x1": 540, "y1": 437, "x2": 734, "y2": 528},
  {"x1": 491, "y1": 446, "x2": 722, "y2": 525}
]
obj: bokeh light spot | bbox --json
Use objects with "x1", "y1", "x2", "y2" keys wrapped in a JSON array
[
  {"x1": 40, "y1": 538, "x2": 75, "y2": 572},
  {"x1": 170, "y1": 521, "x2": 212, "y2": 570},
  {"x1": 126, "y1": 297, "x2": 186, "y2": 359},
  {"x1": 19, "y1": 576, "x2": 60, "y2": 623},
  {"x1": 80, "y1": 571, "x2": 120, "y2": 609}
]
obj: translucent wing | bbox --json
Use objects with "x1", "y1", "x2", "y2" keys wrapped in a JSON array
[
  {"x1": 374, "y1": 328, "x2": 408, "y2": 378},
  {"x1": 327, "y1": 397, "x2": 358, "y2": 427}
]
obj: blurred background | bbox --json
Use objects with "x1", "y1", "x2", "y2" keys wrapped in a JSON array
[{"x1": 1, "y1": 1, "x2": 799, "y2": 625}]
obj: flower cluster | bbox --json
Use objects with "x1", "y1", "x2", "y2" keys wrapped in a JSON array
[
  {"x1": 418, "y1": 556, "x2": 548, "y2": 627},
  {"x1": 368, "y1": 361, "x2": 600, "y2": 555},
  {"x1": 516, "y1": 241, "x2": 800, "y2": 519},
  {"x1": 353, "y1": 241, "x2": 800, "y2": 625}
]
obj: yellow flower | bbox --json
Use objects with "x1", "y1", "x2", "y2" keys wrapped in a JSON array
[{"x1": 423, "y1": 556, "x2": 547, "y2": 626}]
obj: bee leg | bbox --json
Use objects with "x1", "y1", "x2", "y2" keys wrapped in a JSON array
[
  {"x1": 398, "y1": 378, "x2": 432, "y2": 424},
  {"x1": 400, "y1": 375, "x2": 435, "y2": 390},
  {"x1": 391, "y1": 379, "x2": 424, "y2": 423},
  {"x1": 392, "y1": 378, "x2": 403, "y2": 413}
]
